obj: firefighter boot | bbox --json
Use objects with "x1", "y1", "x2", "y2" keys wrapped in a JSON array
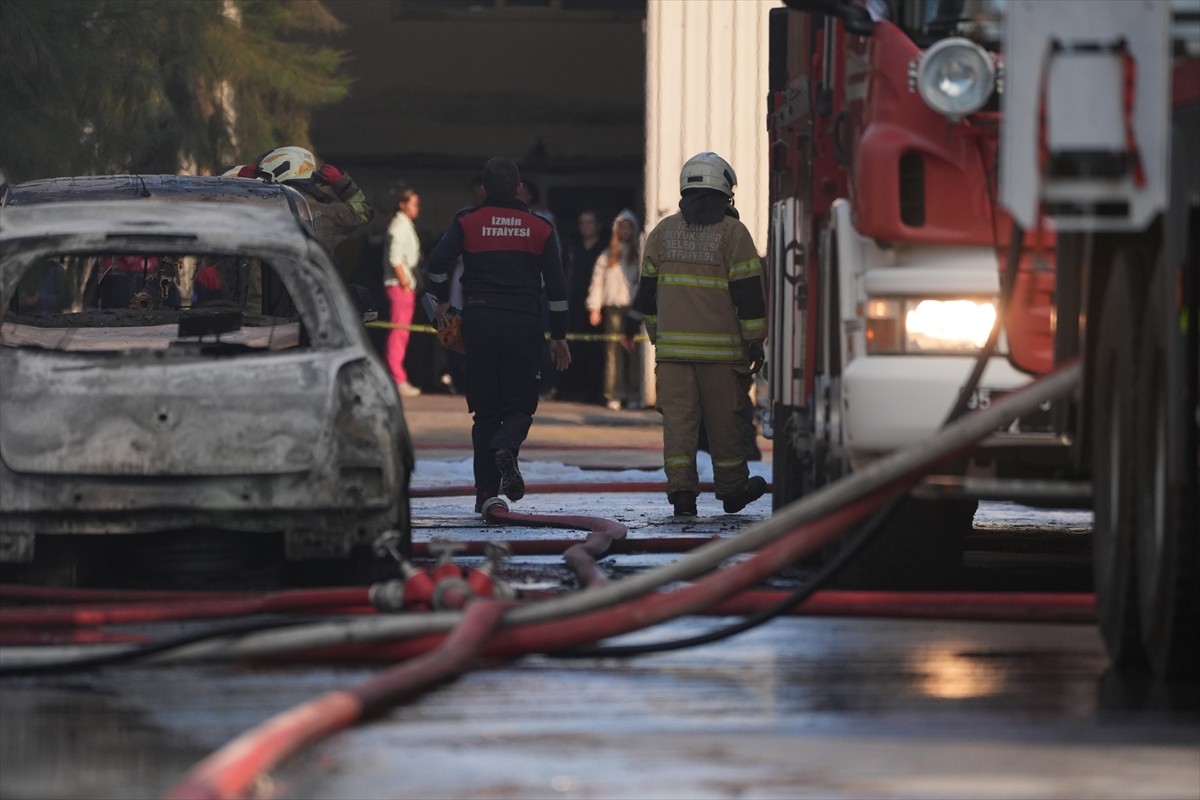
[
  {"x1": 722, "y1": 476, "x2": 767, "y2": 513},
  {"x1": 494, "y1": 449, "x2": 525, "y2": 501},
  {"x1": 669, "y1": 491, "x2": 698, "y2": 516}
]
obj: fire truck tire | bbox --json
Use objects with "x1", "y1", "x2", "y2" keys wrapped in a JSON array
[
  {"x1": 1133, "y1": 259, "x2": 1199, "y2": 680},
  {"x1": 1090, "y1": 251, "x2": 1148, "y2": 671}
]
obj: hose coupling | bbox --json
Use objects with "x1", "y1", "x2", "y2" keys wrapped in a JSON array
[
  {"x1": 481, "y1": 496, "x2": 509, "y2": 523},
  {"x1": 468, "y1": 541, "x2": 516, "y2": 599},
  {"x1": 368, "y1": 563, "x2": 437, "y2": 612},
  {"x1": 367, "y1": 579, "x2": 406, "y2": 612},
  {"x1": 372, "y1": 529, "x2": 417, "y2": 577},
  {"x1": 428, "y1": 537, "x2": 468, "y2": 565},
  {"x1": 431, "y1": 577, "x2": 473, "y2": 610}
]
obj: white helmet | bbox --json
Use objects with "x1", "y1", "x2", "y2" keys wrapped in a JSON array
[
  {"x1": 220, "y1": 164, "x2": 248, "y2": 178},
  {"x1": 680, "y1": 151, "x2": 736, "y2": 197},
  {"x1": 257, "y1": 146, "x2": 316, "y2": 184}
]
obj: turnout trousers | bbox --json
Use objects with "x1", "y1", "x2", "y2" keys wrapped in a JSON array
[
  {"x1": 656, "y1": 360, "x2": 751, "y2": 499},
  {"x1": 462, "y1": 306, "x2": 545, "y2": 496}
]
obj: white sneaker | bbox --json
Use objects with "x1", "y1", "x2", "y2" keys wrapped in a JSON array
[
  {"x1": 606, "y1": 399, "x2": 621, "y2": 411},
  {"x1": 397, "y1": 381, "x2": 421, "y2": 397}
]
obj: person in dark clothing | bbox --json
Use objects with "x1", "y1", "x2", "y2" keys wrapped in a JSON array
[
  {"x1": 426, "y1": 157, "x2": 571, "y2": 513},
  {"x1": 517, "y1": 178, "x2": 561, "y2": 399},
  {"x1": 558, "y1": 209, "x2": 608, "y2": 403}
]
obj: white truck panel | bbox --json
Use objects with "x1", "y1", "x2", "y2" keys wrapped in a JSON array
[{"x1": 841, "y1": 355, "x2": 1033, "y2": 457}]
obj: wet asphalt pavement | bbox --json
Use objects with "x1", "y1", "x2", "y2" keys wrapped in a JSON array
[{"x1": 1, "y1": 395, "x2": 1197, "y2": 799}]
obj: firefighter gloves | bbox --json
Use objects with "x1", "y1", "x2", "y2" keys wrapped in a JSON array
[
  {"x1": 747, "y1": 341, "x2": 765, "y2": 375},
  {"x1": 316, "y1": 164, "x2": 346, "y2": 188}
]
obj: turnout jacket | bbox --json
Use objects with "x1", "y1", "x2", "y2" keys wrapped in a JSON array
[
  {"x1": 426, "y1": 196, "x2": 569, "y2": 340},
  {"x1": 633, "y1": 212, "x2": 766, "y2": 362},
  {"x1": 294, "y1": 176, "x2": 373, "y2": 260}
]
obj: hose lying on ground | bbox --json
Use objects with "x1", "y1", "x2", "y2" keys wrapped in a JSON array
[
  {"x1": 483, "y1": 503, "x2": 627, "y2": 587},
  {"x1": 163, "y1": 600, "x2": 507, "y2": 800}
]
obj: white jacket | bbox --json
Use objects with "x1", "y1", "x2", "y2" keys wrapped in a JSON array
[{"x1": 586, "y1": 209, "x2": 643, "y2": 311}]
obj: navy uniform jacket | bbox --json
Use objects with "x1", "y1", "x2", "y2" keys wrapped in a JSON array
[{"x1": 426, "y1": 196, "x2": 568, "y2": 339}]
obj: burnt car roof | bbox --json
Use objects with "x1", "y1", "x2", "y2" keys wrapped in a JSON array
[
  {"x1": 0, "y1": 200, "x2": 318, "y2": 262},
  {"x1": 0, "y1": 174, "x2": 313, "y2": 222}
]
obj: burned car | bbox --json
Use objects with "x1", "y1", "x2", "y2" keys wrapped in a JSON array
[{"x1": 0, "y1": 185, "x2": 412, "y2": 584}]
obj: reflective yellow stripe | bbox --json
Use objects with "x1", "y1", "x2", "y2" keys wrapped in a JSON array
[
  {"x1": 659, "y1": 273, "x2": 729, "y2": 290},
  {"x1": 641, "y1": 257, "x2": 658, "y2": 277},
  {"x1": 656, "y1": 334, "x2": 745, "y2": 359},
  {"x1": 729, "y1": 257, "x2": 763, "y2": 280},
  {"x1": 657, "y1": 345, "x2": 745, "y2": 360},
  {"x1": 664, "y1": 456, "x2": 694, "y2": 469},
  {"x1": 657, "y1": 331, "x2": 745, "y2": 360},
  {"x1": 659, "y1": 331, "x2": 744, "y2": 347},
  {"x1": 740, "y1": 317, "x2": 766, "y2": 336},
  {"x1": 712, "y1": 457, "x2": 745, "y2": 468}
]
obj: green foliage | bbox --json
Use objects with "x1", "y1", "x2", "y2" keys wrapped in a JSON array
[{"x1": 0, "y1": 0, "x2": 351, "y2": 182}]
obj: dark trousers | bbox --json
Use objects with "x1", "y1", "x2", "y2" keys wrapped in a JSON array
[{"x1": 463, "y1": 306, "x2": 544, "y2": 494}]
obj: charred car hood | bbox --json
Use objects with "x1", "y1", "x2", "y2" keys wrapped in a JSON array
[{"x1": 0, "y1": 348, "x2": 338, "y2": 476}]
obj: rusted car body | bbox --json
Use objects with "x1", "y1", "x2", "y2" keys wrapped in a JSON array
[{"x1": 0, "y1": 180, "x2": 411, "y2": 574}]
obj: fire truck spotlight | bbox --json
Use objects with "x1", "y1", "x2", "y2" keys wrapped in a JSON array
[{"x1": 916, "y1": 37, "x2": 996, "y2": 121}]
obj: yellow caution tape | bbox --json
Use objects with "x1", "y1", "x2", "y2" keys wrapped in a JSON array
[{"x1": 364, "y1": 320, "x2": 649, "y2": 343}]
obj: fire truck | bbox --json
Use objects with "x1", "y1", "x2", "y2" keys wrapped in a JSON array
[
  {"x1": 764, "y1": 0, "x2": 1056, "y2": 585},
  {"x1": 767, "y1": 0, "x2": 1198, "y2": 678}
]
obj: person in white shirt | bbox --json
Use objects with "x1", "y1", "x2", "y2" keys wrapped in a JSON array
[
  {"x1": 586, "y1": 208, "x2": 643, "y2": 410},
  {"x1": 384, "y1": 185, "x2": 422, "y2": 397}
]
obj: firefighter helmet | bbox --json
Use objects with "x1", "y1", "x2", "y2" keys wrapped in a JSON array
[
  {"x1": 257, "y1": 146, "x2": 317, "y2": 184},
  {"x1": 679, "y1": 152, "x2": 736, "y2": 197}
]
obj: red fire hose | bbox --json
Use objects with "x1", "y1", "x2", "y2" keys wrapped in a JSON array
[
  {"x1": 0, "y1": 587, "x2": 371, "y2": 629},
  {"x1": 481, "y1": 499, "x2": 627, "y2": 586},
  {"x1": 164, "y1": 600, "x2": 506, "y2": 800}
]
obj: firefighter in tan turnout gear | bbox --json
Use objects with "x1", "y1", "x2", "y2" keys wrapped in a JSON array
[{"x1": 631, "y1": 152, "x2": 769, "y2": 516}]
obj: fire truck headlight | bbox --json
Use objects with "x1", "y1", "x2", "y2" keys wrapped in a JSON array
[
  {"x1": 916, "y1": 38, "x2": 995, "y2": 120},
  {"x1": 905, "y1": 299, "x2": 996, "y2": 352}
]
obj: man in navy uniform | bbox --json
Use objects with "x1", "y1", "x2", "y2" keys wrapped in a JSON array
[{"x1": 426, "y1": 157, "x2": 571, "y2": 513}]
